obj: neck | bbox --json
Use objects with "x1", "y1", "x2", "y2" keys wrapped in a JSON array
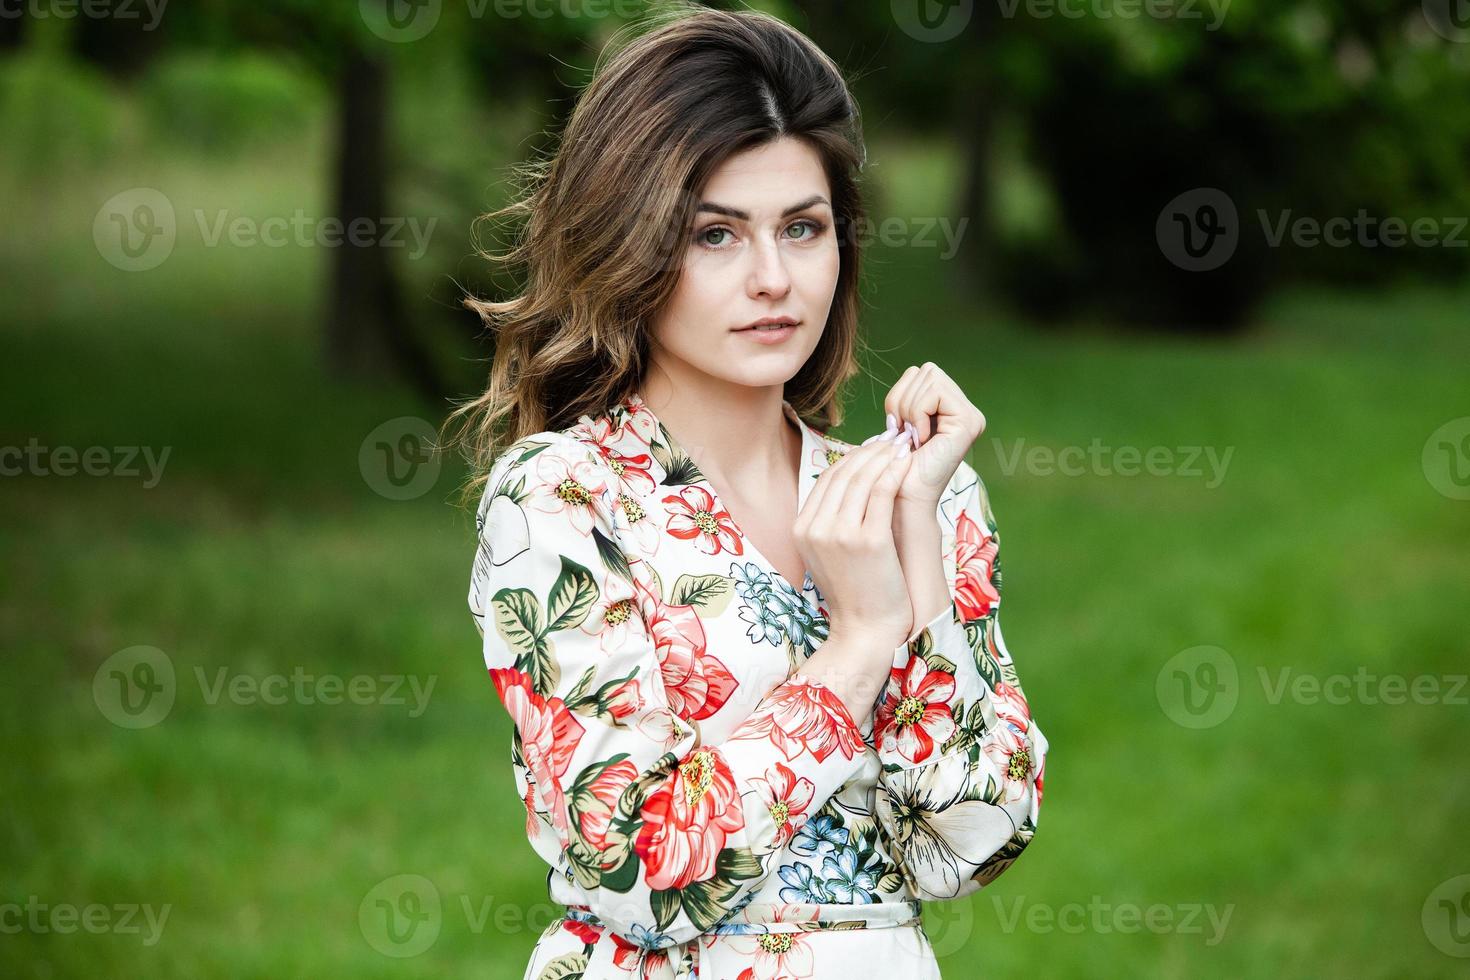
[{"x1": 637, "y1": 374, "x2": 800, "y2": 486}]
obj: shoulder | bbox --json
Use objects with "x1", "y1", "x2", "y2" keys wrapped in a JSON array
[
  {"x1": 475, "y1": 429, "x2": 623, "y2": 541},
  {"x1": 483, "y1": 430, "x2": 612, "y2": 500}
]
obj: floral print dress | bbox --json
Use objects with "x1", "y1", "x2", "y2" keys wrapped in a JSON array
[{"x1": 467, "y1": 391, "x2": 1048, "y2": 980}]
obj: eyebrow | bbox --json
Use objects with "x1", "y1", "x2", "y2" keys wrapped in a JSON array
[{"x1": 695, "y1": 195, "x2": 831, "y2": 221}]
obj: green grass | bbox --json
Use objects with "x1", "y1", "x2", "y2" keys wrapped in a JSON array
[{"x1": 3, "y1": 140, "x2": 1469, "y2": 978}]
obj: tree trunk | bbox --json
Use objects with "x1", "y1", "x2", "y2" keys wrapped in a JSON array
[{"x1": 325, "y1": 47, "x2": 441, "y2": 400}]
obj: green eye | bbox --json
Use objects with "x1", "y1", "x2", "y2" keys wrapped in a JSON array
[
  {"x1": 787, "y1": 220, "x2": 822, "y2": 240},
  {"x1": 699, "y1": 227, "x2": 731, "y2": 247}
]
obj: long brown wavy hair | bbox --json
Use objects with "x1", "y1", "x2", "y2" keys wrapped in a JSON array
[{"x1": 444, "y1": 2, "x2": 871, "y2": 500}]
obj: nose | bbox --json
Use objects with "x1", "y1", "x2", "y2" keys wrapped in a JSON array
[{"x1": 746, "y1": 233, "x2": 792, "y2": 300}]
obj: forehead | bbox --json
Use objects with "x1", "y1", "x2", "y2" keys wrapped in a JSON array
[{"x1": 699, "y1": 138, "x2": 830, "y2": 209}]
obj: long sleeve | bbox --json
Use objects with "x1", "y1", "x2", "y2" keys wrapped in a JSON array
[
  {"x1": 871, "y1": 459, "x2": 1049, "y2": 901},
  {"x1": 468, "y1": 433, "x2": 869, "y2": 950}
]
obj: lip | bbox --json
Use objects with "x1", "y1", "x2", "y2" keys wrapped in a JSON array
[
  {"x1": 737, "y1": 324, "x2": 795, "y2": 344},
  {"x1": 734, "y1": 316, "x2": 799, "y2": 331}
]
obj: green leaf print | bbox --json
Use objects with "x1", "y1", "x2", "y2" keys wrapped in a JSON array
[
  {"x1": 669, "y1": 573, "x2": 733, "y2": 613},
  {"x1": 679, "y1": 847, "x2": 764, "y2": 931},
  {"x1": 534, "y1": 952, "x2": 587, "y2": 980},
  {"x1": 491, "y1": 587, "x2": 544, "y2": 657},
  {"x1": 546, "y1": 557, "x2": 599, "y2": 633},
  {"x1": 650, "y1": 886, "x2": 680, "y2": 932}
]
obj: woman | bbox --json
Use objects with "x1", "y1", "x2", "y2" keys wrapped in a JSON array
[{"x1": 452, "y1": 6, "x2": 1047, "y2": 978}]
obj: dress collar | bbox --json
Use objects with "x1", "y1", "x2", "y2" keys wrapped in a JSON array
[
  {"x1": 617, "y1": 390, "x2": 843, "y2": 599},
  {"x1": 620, "y1": 390, "x2": 837, "y2": 504}
]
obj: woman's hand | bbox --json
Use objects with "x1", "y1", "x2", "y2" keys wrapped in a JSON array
[
  {"x1": 794, "y1": 436, "x2": 915, "y2": 650},
  {"x1": 883, "y1": 362, "x2": 986, "y2": 511},
  {"x1": 882, "y1": 363, "x2": 987, "y2": 638}
]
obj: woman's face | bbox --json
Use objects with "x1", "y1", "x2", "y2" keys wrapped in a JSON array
[{"x1": 648, "y1": 136, "x2": 839, "y2": 392}]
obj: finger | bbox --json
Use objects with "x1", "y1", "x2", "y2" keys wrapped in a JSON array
[
  {"x1": 799, "y1": 438, "x2": 869, "y2": 528},
  {"x1": 863, "y1": 444, "x2": 910, "y2": 533},
  {"x1": 898, "y1": 373, "x2": 938, "y2": 445},
  {"x1": 895, "y1": 363, "x2": 938, "y2": 441},
  {"x1": 913, "y1": 378, "x2": 940, "y2": 444},
  {"x1": 884, "y1": 366, "x2": 921, "y2": 428},
  {"x1": 814, "y1": 439, "x2": 896, "y2": 528},
  {"x1": 928, "y1": 369, "x2": 985, "y2": 439},
  {"x1": 834, "y1": 438, "x2": 908, "y2": 532}
]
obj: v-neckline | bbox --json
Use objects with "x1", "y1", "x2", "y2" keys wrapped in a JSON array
[{"x1": 626, "y1": 390, "x2": 829, "y2": 605}]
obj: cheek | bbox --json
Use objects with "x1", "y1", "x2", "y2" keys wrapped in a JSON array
[{"x1": 652, "y1": 259, "x2": 728, "y2": 352}]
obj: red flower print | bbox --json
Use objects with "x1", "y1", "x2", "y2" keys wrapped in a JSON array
[
  {"x1": 610, "y1": 934, "x2": 676, "y2": 979},
  {"x1": 953, "y1": 510, "x2": 1000, "y2": 621},
  {"x1": 747, "y1": 761, "x2": 815, "y2": 851},
  {"x1": 572, "y1": 417, "x2": 657, "y2": 497},
  {"x1": 633, "y1": 577, "x2": 738, "y2": 721},
  {"x1": 982, "y1": 723, "x2": 1035, "y2": 805},
  {"x1": 490, "y1": 668, "x2": 585, "y2": 841},
  {"x1": 875, "y1": 657, "x2": 957, "y2": 765},
  {"x1": 992, "y1": 678, "x2": 1032, "y2": 732},
  {"x1": 522, "y1": 781, "x2": 539, "y2": 839},
  {"x1": 604, "y1": 677, "x2": 643, "y2": 722},
  {"x1": 729, "y1": 674, "x2": 865, "y2": 764},
  {"x1": 562, "y1": 917, "x2": 603, "y2": 945},
  {"x1": 635, "y1": 747, "x2": 747, "y2": 892},
  {"x1": 662, "y1": 485, "x2": 745, "y2": 556},
  {"x1": 727, "y1": 905, "x2": 818, "y2": 979},
  {"x1": 529, "y1": 449, "x2": 609, "y2": 537},
  {"x1": 578, "y1": 758, "x2": 639, "y2": 853}
]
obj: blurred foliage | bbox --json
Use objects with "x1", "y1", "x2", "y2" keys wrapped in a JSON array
[
  {"x1": 138, "y1": 53, "x2": 324, "y2": 157},
  {"x1": 3, "y1": 3, "x2": 1469, "y2": 976}
]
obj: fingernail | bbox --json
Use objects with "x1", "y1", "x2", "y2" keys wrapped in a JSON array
[{"x1": 885, "y1": 412, "x2": 896, "y2": 432}]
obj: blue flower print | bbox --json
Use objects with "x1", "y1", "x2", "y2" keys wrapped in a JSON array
[
  {"x1": 820, "y1": 845, "x2": 883, "y2": 904},
  {"x1": 778, "y1": 861, "x2": 831, "y2": 904},
  {"x1": 790, "y1": 814, "x2": 848, "y2": 856},
  {"x1": 627, "y1": 922, "x2": 676, "y2": 950}
]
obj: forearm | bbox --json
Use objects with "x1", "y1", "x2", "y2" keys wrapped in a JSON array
[
  {"x1": 893, "y1": 501, "x2": 950, "y2": 642},
  {"x1": 795, "y1": 630, "x2": 900, "y2": 724}
]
